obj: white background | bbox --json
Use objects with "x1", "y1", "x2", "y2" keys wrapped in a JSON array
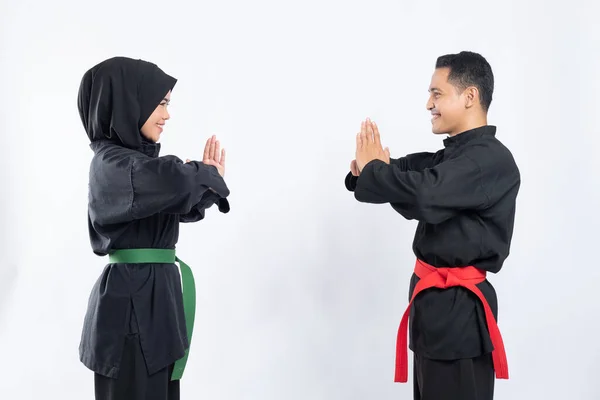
[{"x1": 1, "y1": 0, "x2": 599, "y2": 399}]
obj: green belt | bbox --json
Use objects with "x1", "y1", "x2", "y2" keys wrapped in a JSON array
[{"x1": 108, "y1": 248, "x2": 196, "y2": 381}]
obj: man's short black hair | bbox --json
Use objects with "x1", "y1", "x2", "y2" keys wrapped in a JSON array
[{"x1": 435, "y1": 51, "x2": 494, "y2": 112}]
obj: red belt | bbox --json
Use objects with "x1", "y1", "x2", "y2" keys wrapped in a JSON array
[{"x1": 394, "y1": 259, "x2": 509, "y2": 383}]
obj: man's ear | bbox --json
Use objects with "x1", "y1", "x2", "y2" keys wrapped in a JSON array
[{"x1": 464, "y1": 86, "x2": 479, "y2": 109}]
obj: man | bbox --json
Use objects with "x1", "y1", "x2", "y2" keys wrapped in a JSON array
[{"x1": 345, "y1": 51, "x2": 520, "y2": 400}]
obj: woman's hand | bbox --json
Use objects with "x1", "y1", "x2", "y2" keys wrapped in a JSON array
[{"x1": 202, "y1": 135, "x2": 226, "y2": 177}]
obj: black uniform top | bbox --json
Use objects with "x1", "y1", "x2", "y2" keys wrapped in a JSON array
[
  {"x1": 345, "y1": 125, "x2": 520, "y2": 360},
  {"x1": 76, "y1": 57, "x2": 230, "y2": 378}
]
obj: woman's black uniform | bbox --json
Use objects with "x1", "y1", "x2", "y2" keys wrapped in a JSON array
[{"x1": 77, "y1": 57, "x2": 230, "y2": 400}]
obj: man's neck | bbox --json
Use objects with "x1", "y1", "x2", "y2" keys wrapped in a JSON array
[{"x1": 449, "y1": 115, "x2": 488, "y2": 137}]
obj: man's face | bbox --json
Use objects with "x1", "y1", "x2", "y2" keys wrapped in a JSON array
[{"x1": 426, "y1": 67, "x2": 466, "y2": 136}]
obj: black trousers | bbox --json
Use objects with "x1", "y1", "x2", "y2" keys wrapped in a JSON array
[
  {"x1": 94, "y1": 334, "x2": 180, "y2": 400},
  {"x1": 413, "y1": 353, "x2": 494, "y2": 400}
]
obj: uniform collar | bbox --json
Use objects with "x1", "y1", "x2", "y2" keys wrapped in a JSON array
[
  {"x1": 139, "y1": 141, "x2": 161, "y2": 158},
  {"x1": 89, "y1": 140, "x2": 161, "y2": 158},
  {"x1": 443, "y1": 125, "x2": 496, "y2": 148}
]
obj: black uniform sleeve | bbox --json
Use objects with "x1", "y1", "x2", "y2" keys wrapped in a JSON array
[
  {"x1": 130, "y1": 155, "x2": 230, "y2": 220},
  {"x1": 354, "y1": 153, "x2": 495, "y2": 224},
  {"x1": 179, "y1": 191, "x2": 230, "y2": 223},
  {"x1": 345, "y1": 173, "x2": 359, "y2": 192},
  {"x1": 345, "y1": 152, "x2": 437, "y2": 192}
]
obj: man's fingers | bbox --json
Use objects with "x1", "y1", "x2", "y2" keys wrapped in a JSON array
[
  {"x1": 360, "y1": 120, "x2": 369, "y2": 147},
  {"x1": 220, "y1": 149, "x2": 226, "y2": 167},
  {"x1": 373, "y1": 121, "x2": 382, "y2": 147},
  {"x1": 372, "y1": 121, "x2": 379, "y2": 136},
  {"x1": 350, "y1": 159, "x2": 360, "y2": 176},
  {"x1": 366, "y1": 119, "x2": 375, "y2": 143}
]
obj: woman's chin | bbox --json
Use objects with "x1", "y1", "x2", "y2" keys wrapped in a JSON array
[{"x1": 148, "y1": 132, "x2": 161, "y2": 143}]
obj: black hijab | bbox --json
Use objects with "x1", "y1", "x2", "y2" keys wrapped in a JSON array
[{"x1": 77, "y1": 56, "x2": 177, "y2": 151}]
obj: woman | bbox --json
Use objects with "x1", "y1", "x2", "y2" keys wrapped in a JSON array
[{"x1": 77, "y1": 56, "x2": 230, "y2": 400}]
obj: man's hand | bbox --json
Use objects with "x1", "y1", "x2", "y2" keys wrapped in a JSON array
[
  {"x1": 202, "y1": 135, "x2": 226, "y2": 177},
  {"x1": 355, "y1": 118, "x2": 390, "y2": 172},
  {"x1": 350, "y1": 159, "x2": 360, "y2": 176}
]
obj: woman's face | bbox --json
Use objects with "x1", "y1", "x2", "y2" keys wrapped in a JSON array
[{"x1": 141, "y1": 90, "x2": 171, "y2": 142}]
